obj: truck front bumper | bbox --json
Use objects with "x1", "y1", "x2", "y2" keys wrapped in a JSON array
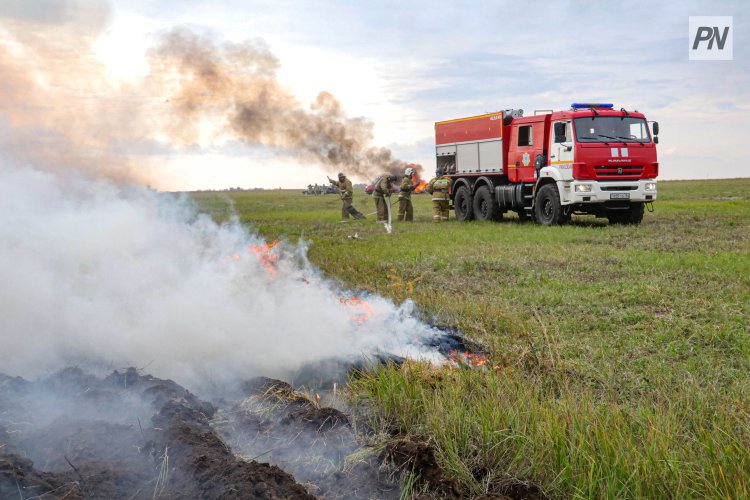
[{"x1": 561, "y1": 180, "x2": 657, "y2": 205}]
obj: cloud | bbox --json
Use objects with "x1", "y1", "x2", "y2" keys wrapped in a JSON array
[{"x1": 0, "y1": 0, "x2": 111, "y2": 28}]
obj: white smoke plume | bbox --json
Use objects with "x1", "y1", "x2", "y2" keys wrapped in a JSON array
[{"x1": 0, "y1": 163, "x2": 441, "y2": 390}]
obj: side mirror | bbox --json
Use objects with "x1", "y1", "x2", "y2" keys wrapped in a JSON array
[
  {"x1": 654, "y1": 136, "x2": 659, "y2": 144},
  {"x1": 652, "y1": 121, "x2": 659, "y2": 135},
  {"x1": 564, "y1": 145, "x2": 572, "y2": 152}
]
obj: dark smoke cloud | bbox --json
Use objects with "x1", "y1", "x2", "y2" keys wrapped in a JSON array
[
  {"x1": 149, "y1": 28, "x2": 421, "y2": 179},
  {"x1": 0, "y1": 5, "x2": 420, "y2": 186}
]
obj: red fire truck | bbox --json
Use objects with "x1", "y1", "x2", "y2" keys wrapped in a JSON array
[{"x1": 434, "y1": 103, "x2": 658, "y2": 225}]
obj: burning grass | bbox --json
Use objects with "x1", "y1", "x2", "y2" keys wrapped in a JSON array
[
  {"x1": 339, "y1": 296, "x2": 375, "y2": 324},
  {"x1": 248, "y1": 240, "x2": 281, "y2": 275},
  {"x1": 192, "y1": 178, "x2": 750, "y2": 498}
]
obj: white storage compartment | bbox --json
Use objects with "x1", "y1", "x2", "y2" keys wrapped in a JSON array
[
  {"x1": 457, "y1": 143, "x2": 480, "y2": 173},
  {"x1": 479, "y1": 140, "x2": 503, "y2": 173}
]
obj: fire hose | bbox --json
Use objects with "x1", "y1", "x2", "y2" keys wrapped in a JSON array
[
  {"x1": 384, "y1": 196, "x2": 393, "y2": 234},
  {"x1": 338, "y1": 197, "x2": 397, "y2": 233}
]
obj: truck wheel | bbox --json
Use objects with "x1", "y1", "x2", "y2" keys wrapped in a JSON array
[
  {"x1": 454, "y1": 186, "x2": 474, "y2": 221},
  {"x1": 534, "y1": 184, "x2": 564, "y2": 226},
  {"x1": 472, "y1": 186, "x2": 502, "y2": 221},
  {"x1": 627, "y1": 203, "x2": 645, "y2": 224},
  {"x1": 608, "y1": 203, "x2": 644, "y2": 225},
  {"x1": 607, "y1": 212, "x2": 627, "y2": 224}
]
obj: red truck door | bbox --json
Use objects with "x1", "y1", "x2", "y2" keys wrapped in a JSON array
[{"x1": 508, "y1": 120, "x2": 544, "y2": 183}]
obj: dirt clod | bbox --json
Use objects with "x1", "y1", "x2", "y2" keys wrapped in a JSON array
[
  {"x1": 285, "y1": 405, "x2": 350, "y2": 431},
  {"x1": 381, "y1": 438, "x2": 459, "y2": 497}
]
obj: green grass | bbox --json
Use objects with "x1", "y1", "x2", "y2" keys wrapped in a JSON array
[{"x1": 191, "y1": 179, "x2": 750, "y2": 498}]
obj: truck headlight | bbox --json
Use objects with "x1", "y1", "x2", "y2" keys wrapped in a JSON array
[
  {"x1": 575, "y1": 184, "x2": 593, "y2": 193},
  {"x1": 645, "y1": 182, "x2": 656, "y2": 191}
]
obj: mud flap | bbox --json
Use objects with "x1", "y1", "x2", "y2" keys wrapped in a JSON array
[{"x1": 347, "y1": 205, "x2": 366, "y2": 219}]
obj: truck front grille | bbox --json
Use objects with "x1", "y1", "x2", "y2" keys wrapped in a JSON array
[{"x1": 594, "y1": 166, "x2": 644, "y2": 179}]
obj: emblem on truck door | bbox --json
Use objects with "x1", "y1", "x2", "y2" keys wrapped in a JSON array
[{"x1": 522, "y1": 152, "x2": 530, "y2": 166}]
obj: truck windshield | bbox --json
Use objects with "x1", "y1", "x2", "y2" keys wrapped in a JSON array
[{"x1": 574, "y1": 117, "x2": 651, "y2": 143}]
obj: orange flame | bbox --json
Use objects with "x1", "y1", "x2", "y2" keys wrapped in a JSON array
[
  {"x1": 447, "y1": 350, "x2": 490, "y2": 368},
  {"x1": 339, "y1": 296, "x2": 374, "y2": 324},
  {"x1": 248, "y1": 240, "x2": 280, "y2": 275},
  {"x1": 413, "y1": 178, "x2": 429, "y2": 194}
]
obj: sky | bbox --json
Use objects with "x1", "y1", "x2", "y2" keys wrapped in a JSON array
[{"x1": 0, "y1": 0, "x2": 748, "y2": 190}]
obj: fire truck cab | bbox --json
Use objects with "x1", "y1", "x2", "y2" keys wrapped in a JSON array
[{"x1": 435, "y1": 103, "x2": 659, "y2": 225}]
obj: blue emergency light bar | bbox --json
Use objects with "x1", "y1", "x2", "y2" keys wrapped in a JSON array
[{"x1": 571, "y1": 103, "x2": 614, "y2": 109}]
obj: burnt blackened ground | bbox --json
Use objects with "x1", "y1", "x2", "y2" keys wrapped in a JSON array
[
  {"x1": 0, "y1": 368, "x2": 408, "y2": 499},
  {"x1": 216, "y1": 377, "x2": 400, "y2": 499},
  {"x1": 0, "y1": 368, "x2": 315, "y2": 499},
  {"x1": 0, "y1": 329, "x2": 490, "y2": 499}
]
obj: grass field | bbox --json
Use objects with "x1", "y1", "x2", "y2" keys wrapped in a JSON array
[{"x1": 191, "y1": 178, "x2": 750, "y2": 498}]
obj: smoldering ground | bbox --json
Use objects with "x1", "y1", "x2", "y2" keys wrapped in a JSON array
[
  {"x1": 0, "y1": 5, "x2": 422, "y2": 186},
  {"x1": 1, "y1": 367, "x2": 400, "y2": 499}
]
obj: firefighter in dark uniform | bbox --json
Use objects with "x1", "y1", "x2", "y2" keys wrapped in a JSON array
[
  {"x1": 398, "y1": 166, "x2": 416, "y2": 221},
  {"x1": 427, "y1": 172, "x2": 452, "y2": 222},
  {"x1": 327, "y1": 172, "x2": 354, "y2": 220},
  {"x1": 373, "y1": 174, "x2": 397, "y2": 222}
]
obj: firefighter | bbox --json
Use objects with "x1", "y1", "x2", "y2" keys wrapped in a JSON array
[
  {"x1": 373, "y1": 174, "x2": 397, "y2": 223},
  {"x1": 397, "y1": 166, "x2": 416, "y2": 221},
  {"x1": 427, "y1": 171, "x2": 452, "y2": 222},
  {"x1": 327, "y1": 172, "x2": 354, "y2": 220}
]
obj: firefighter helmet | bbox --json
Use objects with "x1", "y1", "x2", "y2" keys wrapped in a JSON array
[{"x1": 405, "y1": 167, "x2": 415, "y2": 176}]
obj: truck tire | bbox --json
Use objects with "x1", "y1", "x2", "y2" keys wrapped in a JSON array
[
  {"x1": 608, "y1": 203, "x2": 644, "y2": 225},
  {"x1": 472, "y1": 185, "x2": 502, "y2": 221},
  {"x1": 534, "y1": 184, "x2": 565, "y2": 226},
  {"x1": 454, "y1": 186, "x2": 474, "y2": 221}
]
